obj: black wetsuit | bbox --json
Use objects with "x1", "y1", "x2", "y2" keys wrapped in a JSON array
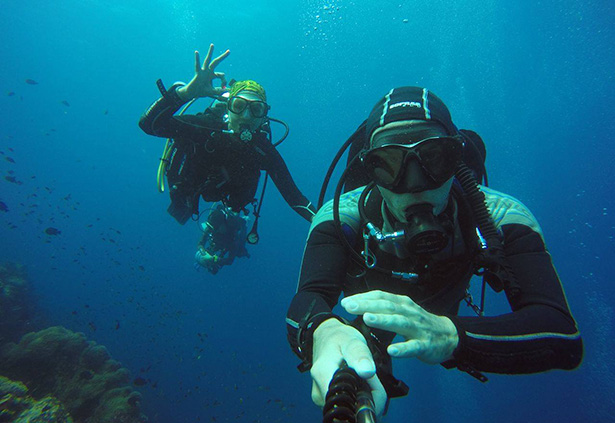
[
  {"x1": 139, "y1": 84, "x2": 316, "y2": 224},
  {"x1": 286, "y1": 185, "x2": 583, "y2": 380}
]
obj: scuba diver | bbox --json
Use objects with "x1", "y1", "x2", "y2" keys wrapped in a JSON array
[
  {"x1": 285, "y1": 87, "x2": 583, "y2": 418},
  {"x1": 195, "y1": 202, "x2": 250, "y2": 275},
  {"x1": 138, "y1": 44, "x2": 316, "y2": 234}
]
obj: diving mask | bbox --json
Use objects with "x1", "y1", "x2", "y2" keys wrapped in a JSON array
[
  {"x1": 361, "y1": 136, "x2": 463, "y2": 193},
  {"x1": 228, "y1": 96, "x2": 269, "y2": 118}
]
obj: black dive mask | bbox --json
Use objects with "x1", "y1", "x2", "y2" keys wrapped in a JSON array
[
  {"x1": 228, "y1": 96, "x2": 269, "y2": 118},
  {"x1": 395, "y1": 204, "x2": 450, "y2": 255},
  {"x1": 361, "y1": 136, "x2": 463, "y2": 193}
]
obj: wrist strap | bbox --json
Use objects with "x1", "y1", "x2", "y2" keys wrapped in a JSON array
[
  {"x1": 296, "y1": 312, "x2": 347, "y2": 372},
  {"x1": 156, "y1": 79, "x2": 186, "y2": 107}
]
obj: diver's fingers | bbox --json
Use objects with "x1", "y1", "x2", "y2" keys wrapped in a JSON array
[
  {"x1": 212, "y1": 72, "x2": 228, "y2": 96},
  {"x1": 343, "y1": 290, "x2": 415, "y2": 311},
  {"x1": 210, "y1": 49, "x2": 230, "y2": 69},
  {"x1": 217, "y1": 72, "x2": 228, "y2": 89},
  {"x1": 366, "y1": 374, "x2": 388, "y2": 417},
  {"x1": 311, "y1": 379, "x2": 326, "y2": 407},
  {"x1": 342, "y1": 298, "x2": 399, "y2": 316},
  {"x1": 310, "y1": 357, "x2": 342, "y2": 408},
  {"x1": 341, "y1": 338, "x2": 376, "y2": 379},
  {"x1": 202, "y1": 43, "x2": 215, "y2": 69},
  {"x1": 388, "y1": 339, "x2": 424, "y2": 358},
  {"x1": 363, "y1": 312, "x2": 415, "y2": 335},
  {"x1": 194, "y1": 51, "x2": 201, "y2": 74}
]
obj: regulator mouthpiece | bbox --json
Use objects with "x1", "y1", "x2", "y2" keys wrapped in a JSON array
[{"x1": 403, "y1": 204, "x2": 449, "y2": 254}]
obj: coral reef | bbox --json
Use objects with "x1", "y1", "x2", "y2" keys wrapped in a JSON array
[
  {"x1": 0, "y1": 262, "x2": 34, "y2": 344},
  {"x1": 0, "y1": 326, "x2": 147, "y2": 423},
  {"x1": 0, "y1": 375, "x2": 72, "y2": 422}
]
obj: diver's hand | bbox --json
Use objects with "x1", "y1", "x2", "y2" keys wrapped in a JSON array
[
  {"x1": 310, "y1": 318, "x2": 387, "y2": 416},
  {"x1": 177, "y1": 44, "x2": 230, "y2": 101},
  {"x1": 341, "y1": 290, "x2": 459, "y2": 364},
  {"x1": 195, "y1": 248, "x2": 217, "y2": 267}
]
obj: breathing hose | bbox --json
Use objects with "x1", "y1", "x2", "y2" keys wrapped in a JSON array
[{"x1": 455, "y1": 163, "x2": 518, "y2": 296}]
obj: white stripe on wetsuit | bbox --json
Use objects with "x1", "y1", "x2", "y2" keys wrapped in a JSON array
[
  {"x1": 379, "y1": 88, "x2": 394, "y2": 127},
  {"x1": 466, "y1": 330, "x2": 580, "y2": 342},
  {"x1": 422, "y1": 88, "x2": 431, "y2": 120}
]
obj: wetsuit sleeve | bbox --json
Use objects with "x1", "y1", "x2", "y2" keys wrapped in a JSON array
[
  {"x1": 197, "y1": 225, "x2": 211, "y2": 249},
  {"x1": 286, "y1": 220, "x2": 352, "y2": 361},
  {"x1": 258, "y1": 141, "x2": 317, "y2": 222},
  {"x1": 446, "y1": 223, "x2": 583, "y2": 374},
  {"x1": 138, "y1": 84, "x2": 215, "y2": 139}
]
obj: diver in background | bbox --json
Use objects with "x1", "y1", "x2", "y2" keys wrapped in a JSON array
[
  {"x1": 286, "y1": 86, "x2": 583, "y2": 417},
  {"x1": 139, "y1": 44, "x2": 316, "y2": 225},
  {"x1": 195, "y1": 202, "x2": 250, "y2": 275}
]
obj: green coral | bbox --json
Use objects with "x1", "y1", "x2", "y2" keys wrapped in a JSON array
[
  {"x1": 0, "y1": 327, "x2": 147, "y2": 423},
  {"x1": 0, "y1": 375, "x2": 72, "y2": 422},
  {"x1": 0, "y1": 375, "x2": 27, "y2": 396}
]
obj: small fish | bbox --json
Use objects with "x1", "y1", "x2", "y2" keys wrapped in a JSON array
[
  {"x1": 133, "y1": 376, "x2": 148, "y2": 386},
  {"x1": 25, "y1": 79, "x2": 38, "y2": 85},
  {"x1": 88, "y1": 322, "x2": 97, "y2": 331},
  {"x1": 45, "y1": 227, "x2": 61, "y2": 235},
  {"x1": 115, "y1": 320, "x2": 120, "y2": 330},
  {"x1": 61, "y1": 100, "x2": 70, "y2": 107},
  {"x1": 103, "y1": 109, "x2": 108, "y2": 115},
  {"x1": 5, "y1": 157, "x2": 15, "y2": 163},
  {"x1": 7, "y1": 92, "x2": 15, "y2": 97},
  {"x1": 4, "y1": 176, "x2": 17, "y2": 183},
  {"x1": 138, "y1": 265, "x2": 145, "y2": 272},
  {"x1": 0, "y1": 201, "x2": 7, "y2": 212},
  {"x1": 71, "y1": 310, "x2": 78, "y2": 315}
]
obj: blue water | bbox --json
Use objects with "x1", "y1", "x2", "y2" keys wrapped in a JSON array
[{"x1": 1, "y1": 0, "x2": 614, "y2": 422}]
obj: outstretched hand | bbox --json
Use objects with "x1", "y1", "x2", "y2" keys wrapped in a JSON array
[
  {"x1": 310, "y1": 318, "x2": 387, "y2": 416},
  {"x1": 341, "y1": 290, "x2": 459, "y2": 364},
  {"x1": 177, "y1": 44, "x2": 230, "y2": 101}
]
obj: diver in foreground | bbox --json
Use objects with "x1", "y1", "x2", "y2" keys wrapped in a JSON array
[{"x1": 286, "y1": 86, "x2": 583, "y2": 419}]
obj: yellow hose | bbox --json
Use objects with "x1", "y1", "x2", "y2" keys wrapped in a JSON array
[
  {"x1": 155, "y1": 98, "x2": 197, "y2": 193},
  {"x1": 157, "y1": 139, "x2": 173, "y2": 193}
]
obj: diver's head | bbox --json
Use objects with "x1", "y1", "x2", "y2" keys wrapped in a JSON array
[
  {"x1": 362, "y1": 87, "x2": 462, "y2": 223},
  {"x1": 227, "y1": 80, "x2": 269, "y2": 133}
]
